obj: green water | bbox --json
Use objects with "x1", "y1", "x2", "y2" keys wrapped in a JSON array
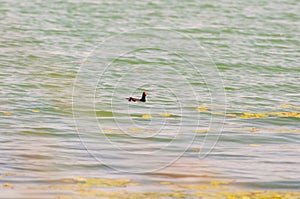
[{"x1": 1, "y1": 0, "x2": 300, "y2": 198}]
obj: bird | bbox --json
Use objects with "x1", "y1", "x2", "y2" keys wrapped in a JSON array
[{"x1": 126, "y1": 92, "x2": 147, "y2": 102}]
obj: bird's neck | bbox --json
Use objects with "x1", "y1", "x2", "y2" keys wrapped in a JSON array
[{"x1": 140, "y1": 94, "x2": 146, "y2": 102}]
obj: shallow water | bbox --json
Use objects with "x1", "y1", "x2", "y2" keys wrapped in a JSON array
[{"x1": 1, "y1": 0, "x2": 300, "y2": 197}]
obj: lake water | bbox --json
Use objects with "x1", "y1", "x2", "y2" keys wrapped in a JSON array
[{"x1": 1, "y1": 0, "x2": 300, "y2": 198}]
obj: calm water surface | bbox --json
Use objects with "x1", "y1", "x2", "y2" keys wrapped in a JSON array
[{"x1": 1, "y1": 0, "x2": 300, "y2": 198}]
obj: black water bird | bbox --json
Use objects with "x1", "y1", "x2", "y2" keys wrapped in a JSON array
[{"x1": 126, "y1": 92, "x2": 147, "y2": 102}]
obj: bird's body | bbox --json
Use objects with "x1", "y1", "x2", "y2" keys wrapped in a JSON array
[{"x1": 126, "y1": 92, "x2": 147, "y2": 102}]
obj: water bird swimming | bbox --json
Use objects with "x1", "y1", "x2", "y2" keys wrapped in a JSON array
[{"x1": 126, "y1": 92, "x2": 147, "y2": 102}]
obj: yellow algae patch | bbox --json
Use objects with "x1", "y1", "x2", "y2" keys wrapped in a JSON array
[
  {"x1": 243, "y1": 112, "x2": 254, "y2": 116},
  {"x1": 171, "y1": 192, "x2": 186, "y2": 198},
  {"x1": 31, "y1": 109, "x2": 40, "y2": 113},
  {"x1": 238, "y1": 115, "x2": 251, "y2": 119},
  {"x1": 82, "y1": 178, "x2": 138, "y2": 187},
  {"x1": 159, "y1": 113, "x2": 172, "y2": 117},
  {"x1": 197, "y1": 106, "x2": 208, "y2": 111},
  {"x1": 225, "y1": 111, "x2": 300, "y2": 119},
  {"x1": 176, "y1": 182, "x2": 230, "y2": 192},
  {"x1": 248, "y1": 128, "x2": 300, "y2": 134},
  {"x1": 279, "y1": 112, "x2": 300, "y2": 117},
  {"x1": 280, "y1": 104, "x2": 293, "y2": 108},
  {"x1": 102, "y1": 129, "x2": 113, "y2": 133},
  {"x1": 217, "y1": 190, "x2": 300, "y2": 199},
  {"x1": 77, "y1": 189, "x2": 105, "y2": 197},
  {"x1": 73, "y1": 177, "x2": 86, "y2": 182},
  {"x1": 210, "y1": 181, "x2": 231, "y2": 186},
  {"x1": 248, "y1": 127, "x2": 260, "y2": 132},
  {"x1": 128, "y1": 127, "x2": 145, "y2": 133},
  {"x1": 102, "y1": 129, "x2": 125, "y2": 135},
  {"x1": 257, "y1": 113, "x2": 268, "y2": 118},
  {"x1": 267, "y1": 111, "x2": 300, "y2": 118},
  {"x1": 142, "y1": 114, "x2": 152, "y2": 119},
  {"x1": 106, "y1": 190, "x2": 296, "y2": 199},
  {"x1": 249, "y1": 144, "x2": 262, "y2": 147},
  {"x1": 2, "y1": 183, "x2": 14, "y2": 188},
  {"x1": 238, "y1": 112, "x2": 268, "y2": 119},
  {"x1": 283, "y1": 112, "x2": 300, "y2": 117},
  {"x1": 77, "y1": 190, "x2": 188, "y2": 199},
  {"x1": 277, "y1": 129, "x2": 290, "y2": 133},
  {"x1": 2, "y1": 111, "x2": 12, "y2": 116},
  {"x1": 226, "y1": 113, "x2": 237, "y2": 117},
  {"x1": 32, "y1": 177, "x2": 300, "y2": 199},
  {"x1": 55, "y1": 178, "x2": 139, "y2": 189},
  {"x1": 196, "y1": 129, "x2": 208, "y2": 133}
]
